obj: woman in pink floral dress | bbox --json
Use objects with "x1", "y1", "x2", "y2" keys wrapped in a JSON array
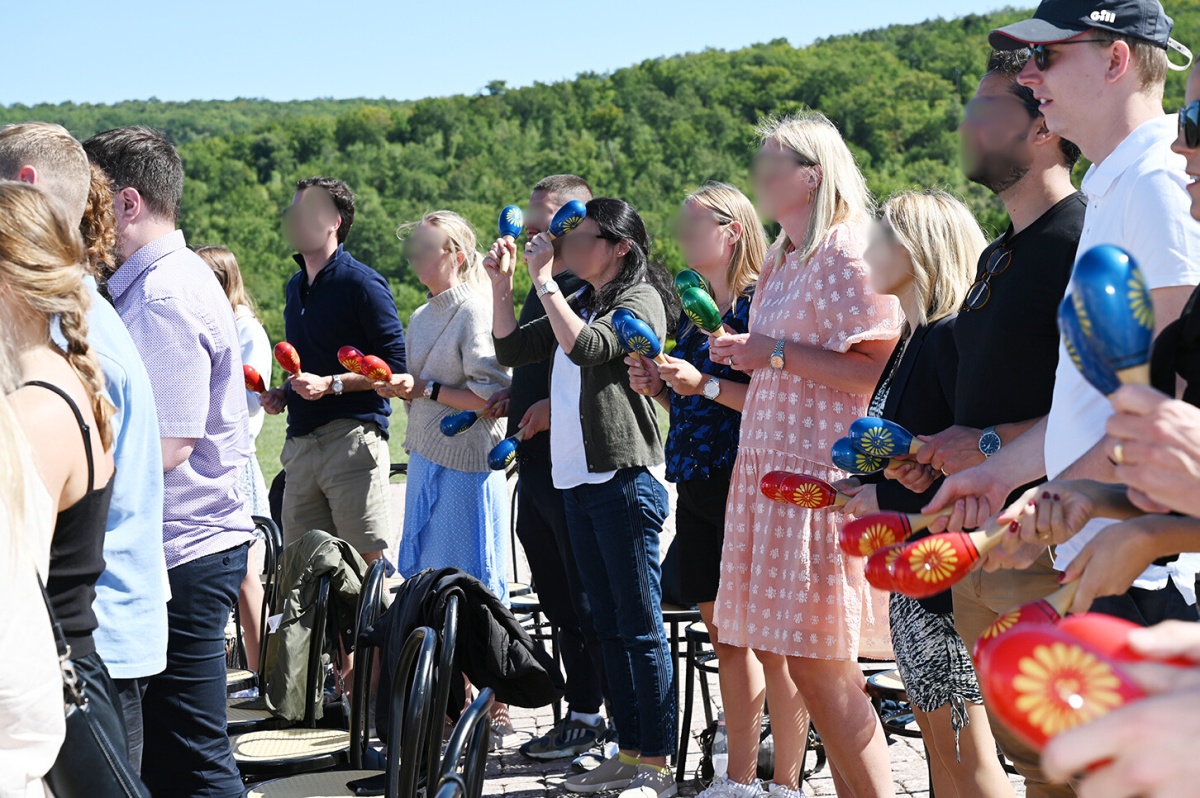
[{"x1": 708, "y1": 111, "x2": 902, "y2": 798}]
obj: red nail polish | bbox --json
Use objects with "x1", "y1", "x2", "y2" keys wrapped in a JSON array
[
  {"x1": 1027, "y1": 500, "x2": 1036, "y2": 508},
  {"x1": 1057, "y1": 572, "x2": 1067, "y2": 583},
  {"x1": 1009, "y1": 521, "x2": 1019, "y2": 533},
  {"x1": 1042, "y1": 491, "x2": 1051, "y2": 499},
  {"x1": 1053, "y1": 494, "x2": 1061, "y2": 501}
]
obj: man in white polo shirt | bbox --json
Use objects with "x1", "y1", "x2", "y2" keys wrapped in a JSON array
[{"x1": 928, "y1": 0, "x2": 1200, "y2": 627}]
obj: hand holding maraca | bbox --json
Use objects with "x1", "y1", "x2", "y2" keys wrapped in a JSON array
[
  {"x1": 1107, "y1": 384, "x2": 1200, "y2": 516},
  {"x1": 840, "y1": 483, "x2": 879, "y2": 517},
  {"x1": 708, "y1": 332, "x2": 775, "y2": 372},
  {"x1": 656, "y1": 356, "x2": 706, "y2": 396},
  {"x1": 624, "y1": 354, "x2": 664, "y2": 398},
  {"x1": 524, "y1": 233, "x2": 555, "y2": 284},
  {"x1": 484, "y1": 237, "x2": 519, "y2": 287},
  {"x1": 375, "y1": 372, "x2": 418, "y2": 400}
]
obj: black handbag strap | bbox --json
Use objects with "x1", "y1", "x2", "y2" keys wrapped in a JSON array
[{"x1": 37, "y1": 572, "x2": 86, "y2": 707}]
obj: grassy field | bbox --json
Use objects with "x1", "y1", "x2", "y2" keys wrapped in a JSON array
[{"x1": 253, "y1": 398, "x2": 670, "y2": 481}]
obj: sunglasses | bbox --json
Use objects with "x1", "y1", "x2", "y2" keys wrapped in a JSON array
[
  {"x1": 1026, "y1": 39, "x2": 1109, "y2": 71},
  {"x1": 963, "y1": 241, "x2": 1013, "y2": 311},
  {"x1": 1180, "y1": 100, "x2": 1200, "y2": 148}
]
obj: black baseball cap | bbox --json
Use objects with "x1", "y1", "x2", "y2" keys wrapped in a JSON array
[{"x1": 989, "y1": 0, "x2": 1174, "y2": 50}]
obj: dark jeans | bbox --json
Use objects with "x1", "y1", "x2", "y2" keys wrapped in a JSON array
[
  {"x1": 516, "y1": 455, "x2": 607, "y2": 714},
  {"x1": 113, "y1": 677, "x2": 148, "y2": 774},
  {"x1": 563, "y1": 467, "x2": 676, "y2": 757},
  {"x1": 142, "y1": 544, "x2": 248, "y2": 798},
  {"x1": 1090, "y1": 580, "x2": 1199, "y2": 625}
]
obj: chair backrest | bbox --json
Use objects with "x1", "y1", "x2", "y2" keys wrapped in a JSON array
[
  {"x1": 424, "y1": 589, "x2": 463, "y2": 785},
  {"x1": 438, "y1": 687, "x2": 494, "y2": 798},
  {"x1": 433, "y1": 775, "x2": 467, "y2": 798},
  {"x1": 301, "y1": 573, "x2": 333, "y2": 727},
  {"x1": 385, "y1": 626, "x2": 436, "y2": 798},
  {"x1": 251, "y1": 515, "x2": 283, "y2": 682},
  {"x1": 349, "y1": 559, "x2": 388, "y2": 768}
]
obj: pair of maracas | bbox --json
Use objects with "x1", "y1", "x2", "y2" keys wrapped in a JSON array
[
  {"x1": 827, "y1": 417, "x2": 925, "y2": 476},
  {"x1": 1059, "y1": 244, "x2": 1154, "y2": 396},
  {"x1": 242, "y1": 341, "x2": 305, "y2": 395},
  {"x1": 242, "y1": 341, "x2": 394, "y2": 397}
]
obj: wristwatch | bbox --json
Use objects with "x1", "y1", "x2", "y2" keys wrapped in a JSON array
[
  {"x1": 979, "y1": 425, "x2": 1001, "y2": 457},
  {"x1": 330, "y1": 375, "x2": 344, "y2": 396},
  {"x1": 703, "y1": 376, "x2": 721, "y2": 401},
  {"x1": 769, "y1": 339, "x2": 786, "y2": 370},
  {"x1": 536, "y1": 279, "x2": 560, "y2": 298},
  {"x1": 423, "y1": 381, "x2": 436, "y2": 400}
]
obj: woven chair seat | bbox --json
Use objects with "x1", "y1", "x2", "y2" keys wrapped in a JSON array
[
  {"x1": 232, "y1": 728, "x2": 349, "y2": 763},
  {"x1": 245, "y1": 769, "x2": 379, "y2": 797}
]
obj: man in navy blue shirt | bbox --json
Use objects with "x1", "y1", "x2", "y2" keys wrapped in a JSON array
[{"x1": 262, "y1": 177, "x2": 406, "y2": 562}]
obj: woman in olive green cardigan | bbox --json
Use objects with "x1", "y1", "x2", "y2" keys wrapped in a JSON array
[{"x1": 487, "y1": 198, "x2": 683, "y2": 798}]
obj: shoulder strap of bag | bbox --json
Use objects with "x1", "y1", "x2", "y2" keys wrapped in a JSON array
[{"x1": 37, "y1": 573, "x2": 86, "y2": 707}]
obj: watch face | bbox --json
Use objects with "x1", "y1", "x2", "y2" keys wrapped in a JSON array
[
  {"x1": 770, "y1": 354, "x2": 784, "y2": 370},
  {"x1": 704, "y1": 378, "x2": 720, "y2": 399},
  {"x1": 980, "y1": 432, "x2": 1001, "y2": 456}
]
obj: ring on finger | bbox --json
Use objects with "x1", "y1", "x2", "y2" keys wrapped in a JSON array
[{"x1": 1113, "y1": 441, "x2": 1125, "y2": 465}]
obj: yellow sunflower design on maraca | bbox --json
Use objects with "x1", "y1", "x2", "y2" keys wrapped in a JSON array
[
  {"x1": 906, "y1": 536, "x2": 959, "y2": 584},
  {"x1": 1012, "y1": 640, "x2": 1126, "y2": 738}
]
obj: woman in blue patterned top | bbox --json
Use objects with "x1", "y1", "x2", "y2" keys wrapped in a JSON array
[{"x1": 627, "y1": 182, "x2": 771, "y2": 793}]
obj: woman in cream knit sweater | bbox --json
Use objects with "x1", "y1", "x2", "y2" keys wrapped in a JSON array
[{"x1": 376, "y1": 211, "x2": 512, "y2": 602}]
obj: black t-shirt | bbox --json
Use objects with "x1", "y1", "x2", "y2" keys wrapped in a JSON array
[
  {"x1": 505, "y1": 271, "x2": 586, "y2": 460},
  {"x1": 953, "y1": 192, "x2": 1086, "y2": 430}
]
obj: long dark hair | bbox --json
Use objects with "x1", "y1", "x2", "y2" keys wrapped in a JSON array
[{"x1": 581, "y1": 197, "x2": 680, "y2": 336}]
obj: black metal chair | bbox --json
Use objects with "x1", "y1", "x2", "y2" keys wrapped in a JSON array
[
  {"x1": 437, "y1": 688, "x2": 494, "y2": 798},
  {"x1": 228, "y1": 516, "x2": 284, "y2": 693},
  {"x1": 232, "y1": 559, "x2": 387, "y2": 778},
  {"x1": 244, "y1": 619, "x2": 436, "y2": 798},
  {"x1": 422, "y1": 589, "x2": 463, "y2": 789},
  {"x1": 432, "y1": 775, "x2": 468, "y2": 798}
]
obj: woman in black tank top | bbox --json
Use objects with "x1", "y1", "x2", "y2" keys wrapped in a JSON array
[{"x1": 0, "y1": 183, "x2": 124, "y2": 753}]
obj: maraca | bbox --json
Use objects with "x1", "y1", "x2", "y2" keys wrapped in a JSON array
[
  {"x1": 440, "y1": 409, "x2": 480, "y2": 437},
  {"x1": 973, "y1": 582, "x2": 1081, "y2": 672},
  {"x1": 680, "y1": 287, "x2": 727, "y2": 338},
  {"x1": 487, "y1": 429, "x2": 527, "y2": 471},
  {"x1": 759, "y1": 470, "x2": 788, "y2": 502},
  {"x1": 762, "y1": 473, "x2": 848, "y2": 510},
  {"x1": 274, "y1": 341, "x2": 301, "y2": 376},
  {"x1": 1070, "y1": 244, "x2": 1154, "y2": 386},
  {"x1": 616, "y1": 314, "x2": 668, "y2": 366},
  {"x1": 338, "y1": 345, "x2": 365, "y2": 375},
  {"x1": 243, "y1": 364, "x2": 266, "y2": 395},
  {"x1": 499, "y1": 205, "x2": 524, "y2": 242},
  {"x1": 548, "y1": 200, "x2": 587, "y2": 240},
  {"x1": 612, "y1": 308, "x2": 636, "y2": 335},
  {"x1": 360, "y1": 355, "x2": 393, "y2": 383},
  {"x1": 887, "y1": 525, "x2": 1007, "y2": 599},
  {"x1": 674, "y1": 268, "x2": 713, "y2": 298},
  {"x1": 847, "y1": 417, "x2": 924, "y2": 458},
  {"x1": 979, "y1": 625, "x2": 1145, "y2": 751},
  {"x1": 1058, "y1": 613, "x2": 1194, "y2": 668},
  {"x1": 838, "y1": 510, "x2": 947, "y2": 557},
  {"x1": 830, "y1": 437, "x2": 888, "y2": 475},
  {"x1": 864, "y1": 543, "x2": 905, "y2": 590},
  {"x1": 1058, "y1": 295, "x2": 1120, "y2": 396}
]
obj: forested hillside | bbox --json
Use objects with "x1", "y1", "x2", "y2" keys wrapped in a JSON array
[{"x1": 4, "y1": 3, "x2": 1197, "y2": 356}]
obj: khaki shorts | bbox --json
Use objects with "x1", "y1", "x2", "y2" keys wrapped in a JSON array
[{"x1": 280, "y1": 419, "x2": 394, "y2": 555}]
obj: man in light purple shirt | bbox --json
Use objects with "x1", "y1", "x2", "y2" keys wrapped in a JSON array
[{"x1": 86, "y1": 126, "x2": 253, "y2": 798}]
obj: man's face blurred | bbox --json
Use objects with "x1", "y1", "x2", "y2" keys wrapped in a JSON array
[
  {"x1": 959, "y1": 72, "x2": 1040, "y2": 194},
  {"x1": 284, "y1": 187, "x2": 340, "y2": 253},
  {"x1": 525, "y1": 189, "x2": 558, "y2": 237}
]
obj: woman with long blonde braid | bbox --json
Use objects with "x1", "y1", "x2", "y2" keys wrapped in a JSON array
[{"x1": 0, "y1": 181, "x2": 129, "y2": 768}]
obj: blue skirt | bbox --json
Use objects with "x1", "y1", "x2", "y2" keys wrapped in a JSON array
[{"x1": 399, "y1": 451, "x2": 510, "y2": 604}]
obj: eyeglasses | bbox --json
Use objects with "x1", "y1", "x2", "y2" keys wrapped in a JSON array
[
  {"x1": 1026, "y1": 40, "x2": 1109, "y2": 71},
  {"x1": 1180, "y1": 100, "x2": 1200, "y2": 148},
  {"x1": 963, "y1": 241, "x2": 1013, "y2": 311}
]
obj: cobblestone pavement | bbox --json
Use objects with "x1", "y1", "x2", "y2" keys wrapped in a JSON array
[{"x1": 480, "y1": 697, "x2": 1027, "y2": 797}]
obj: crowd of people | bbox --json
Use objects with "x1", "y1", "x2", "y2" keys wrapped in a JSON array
[{"x1": 11, "y1": 0, "x2": 1200, "y2": 797}]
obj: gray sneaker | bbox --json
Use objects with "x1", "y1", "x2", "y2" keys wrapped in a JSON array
[
  {"x1": 562, "y1": 754, "x2": 638, "y2": 794},
  {"x1": 618, "y1": 764, "x2": 678, "y2": 798},
  {"x1": 698, "y1": 775, "x2": 767, "y2": 797},
  {"x1": 520, "y1": 715, "x2": 606, "y2": 760}
]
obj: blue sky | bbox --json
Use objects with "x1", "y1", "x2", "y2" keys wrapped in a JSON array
[{"x1": 5, "y1": 1, "x2": 1007, "y2": 106}]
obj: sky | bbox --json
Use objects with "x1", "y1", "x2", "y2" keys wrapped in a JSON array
[{"x1": 3, "y1": 0, "x2": 1009, "y2": 107}]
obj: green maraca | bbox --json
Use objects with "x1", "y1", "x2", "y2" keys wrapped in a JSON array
[
  {"x1": 674, "y1": 268, "x2": 713, "y2": 298},
  {"x1": 680, "y1": 287, "x2": 727, "y2": 338}
]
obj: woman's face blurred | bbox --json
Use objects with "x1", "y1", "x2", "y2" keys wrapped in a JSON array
[
  {"x1": 403, "y1": 222, "x2": 454, "y2": 289},
  {"x1": 1171, "y1": 66, "x2": 1200, "y2": 222},
  {"x1": 674, "y1": 200, "x2": 731, "y2": 272},
  {"x1": 558, "y1": 217, "x2": 613, "y2": 285},
  {"x1": 752, "y1": 138, "x2": 815, "y2": 222},
  {"x1": 865, "y1": 220, "x2": 913, "y2": 299}
]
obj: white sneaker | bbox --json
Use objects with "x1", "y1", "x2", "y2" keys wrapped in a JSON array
[
  {"x1": 618, "y1": 764, "x2": 678, "y2": 798},
  {"x1": 766, "y1": 784, "x2": 803, "y2": 798},
  {"x1": 699, "y1": 775, "x2": 767, "y2": 797},
  {"x1": 563, "y1": 754, "x2": 639, "y2": 794}
]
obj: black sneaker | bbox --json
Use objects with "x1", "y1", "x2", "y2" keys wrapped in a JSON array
[{"x1": 519, "y1": 715, "x2": 607, "y2": 761}]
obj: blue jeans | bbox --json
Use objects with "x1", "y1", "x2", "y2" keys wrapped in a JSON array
[
  {"x1": 563, "y1": 467, "x2": 676, "y2": 757},
  {"x1": 142, "y1": 544, "x2": 248, "y2": 798}
]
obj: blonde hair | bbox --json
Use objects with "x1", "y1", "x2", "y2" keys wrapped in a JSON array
[
  {"x1": 397, "y1": 210, "x2": 485, "y2": 287},
  {"x1": 0, "y1": 181, "x2": 112, "y2": 449},
  {"x1": 0, "y1": 122, "x2": 91, "y2": 227},
  {"x1": 757, "y1": 110, "x2": 875, "y2": 269},
  {"x1": 195, "y1": 245, "x2": 259, "y2": 318},
  {"x1": 882, "y1": 189, "x2": 986, "y2": 330},
  {"x1": 684, "y1": 181, "x2": 767, "y2": 299},
  {"x1": 80, "y1": 162, "x2": 118, "y2": 278}
]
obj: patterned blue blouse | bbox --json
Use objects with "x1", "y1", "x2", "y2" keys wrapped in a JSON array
[{"x1": 664, "y1": 289, "x2": 754, "y2": 482}]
